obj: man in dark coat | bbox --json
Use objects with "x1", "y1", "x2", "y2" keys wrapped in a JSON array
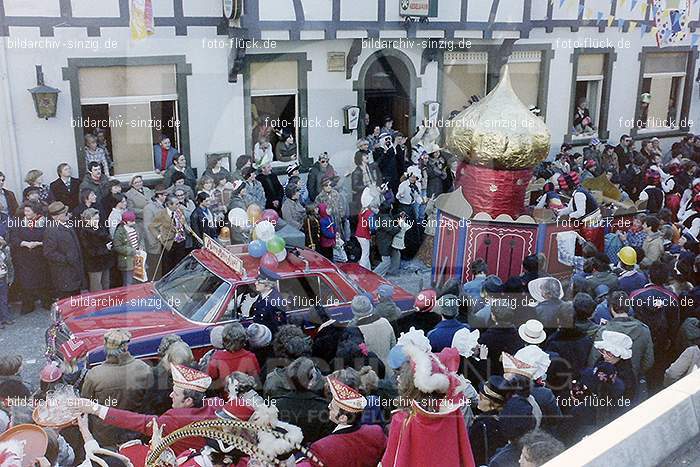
[
  {"x1": 49, "y1": 163, "x2": 81, "y2": 211},
  {"x1": 373, "y1": 204, "x2": 399, "y2": 276},
  {"x1": 10, "y1": 202, "x2": 51, "y2": 313},
  {"x1": 257, "y1": 163, "x2": 284, "y2": 212},
  {"x1": 544, "y1": 295, "x2": 597, "y2": 398},
  {"x1": 427, "y1": 294, "x2": 470, "y2": 352},
  {"x1": 43, "y1": 201, "x2": 86, "y2": 299},
  {"x1": 272, "y1": 357, "x2": 333, "y2": 444},
  {"x1": 252, "y1": 267, "x2": 287, "y2": 334},
  {"x1": 629, "y1": 261, "x2": 680, "y2": 392},
  {"x1": 0, "y1": 172, "x2": 19, "y2": 218},
  {"x1": 375, "y1": 133, "x2": 400, "y2": 194}
]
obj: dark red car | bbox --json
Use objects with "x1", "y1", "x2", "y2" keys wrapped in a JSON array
[{"x1": 46, "y1": 243, "x2": 425, "y2": 367}]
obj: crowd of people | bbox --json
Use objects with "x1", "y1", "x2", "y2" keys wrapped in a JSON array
[{"x1": 0, "y1": 116, "x2": 698, "y2": 466}]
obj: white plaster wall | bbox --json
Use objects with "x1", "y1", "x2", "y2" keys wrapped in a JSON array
[
  {"x1": 258, "y1": 0, "x2": 297, "y2": 21},
  {"x1": 340, "y1": 0, "x2": 378, "y2": 21},
  {"x1": 4, "y1": 0, "x2": 60, "y2": 17},
  {"x1": 2, "y1": 26, "x2": 244, "y2": 186},
  {"x1": 182, "y1": 0, "x2": 221, "y2": 18},
  {"x1": 71, "y1": 0, "x2": 121, "y2": 18}
]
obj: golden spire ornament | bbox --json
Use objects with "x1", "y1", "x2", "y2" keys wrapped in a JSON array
[{"x1": 445, "y1": 64, "x2": 551, "y2": 170}]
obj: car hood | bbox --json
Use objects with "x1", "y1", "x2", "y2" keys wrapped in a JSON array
[{"x1": 58, "y1": 283, "x2": 191, "y2": 344}]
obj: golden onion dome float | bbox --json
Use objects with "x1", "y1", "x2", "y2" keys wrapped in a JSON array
[{"x1": 445, "y1": 65, "x2": 551, "y2": 170}]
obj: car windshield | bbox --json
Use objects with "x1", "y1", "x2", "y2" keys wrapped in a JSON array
[{"x1": 154, "y1": 255, "x2": 230, "y2": 322}]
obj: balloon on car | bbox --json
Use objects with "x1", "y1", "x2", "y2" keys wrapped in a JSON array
[
  {"x1": 261, "y1": 209, "x2": 279, "y2": 225},
  {"x1": 266, "y1": 235, "x2": 286, "y2": 254},
  {"x1": 260, "y1": 252, "x2": 279, "y2": 271},
  {"x1": 255, "y1": 221, "x2": 276, "y2": 242},
  {"x1": 248, "y1": 240, "x2": 267, "y2": 258},
  {"x1": 228, "y1": 208, "x2": 248, "y2": 228},
  {"x1": 247, "y1": 204, "x2": 263, "y2": 224},
  {"x1": 274, "y1": 249, "x2": 287, "y2": 262}
]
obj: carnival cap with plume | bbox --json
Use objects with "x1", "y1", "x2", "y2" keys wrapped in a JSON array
[{"x1": 514, "y1": 345, "x2": 551, "y2": 381}]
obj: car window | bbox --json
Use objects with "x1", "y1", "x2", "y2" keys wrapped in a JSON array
[
  {"x1": 155, "y1": 255, "x2": 230, "y2": 322},
  {"x1": 278, "y1": 276, "x2": 322, "y2": 311},
  {"x1": 319, "y1": 278, "x2": 342, "y2": 307},
  {"x1": 219, "y1": 282, "x2": 257, "y2": 322}
]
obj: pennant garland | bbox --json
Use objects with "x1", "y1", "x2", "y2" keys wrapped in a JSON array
[{"x1": 608, "y1": 15, "x2": 616, "y2": 26}]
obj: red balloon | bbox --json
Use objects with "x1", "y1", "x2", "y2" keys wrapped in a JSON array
[
  {"x1": 261, "y1": 209, "x2": 280, "y2": 225},
  {"x1": 260, "y1": 252, "x2": 279, "y2": 271}
]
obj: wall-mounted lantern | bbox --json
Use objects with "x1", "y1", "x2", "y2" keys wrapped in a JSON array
[{"x1": 28, "y1": 65, "x2": 60, "y2": 119}]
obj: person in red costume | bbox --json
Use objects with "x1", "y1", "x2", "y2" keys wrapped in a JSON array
[
  {"x1": 381, "y1": 329, "x2": 476, "y2": 467},
  {"x1": 297, "y1": 377, "x2": 386, "y2": 467},
  {"x1": 76, "y1": 364, "x2": 224, "y2": 456}
]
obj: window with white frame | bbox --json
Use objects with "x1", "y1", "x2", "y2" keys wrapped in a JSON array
[
  {"x1": 507, "y1": 51, "x2": 542, "y2": 110},
  {"x1": 638, "y1": 52, "x2": 689, "y2": 131},
  {"x1": 78, "y1": 65, "x2": 181, "y2": 176},
  {"x1": 572, "y1": 54, "x2": 604, "y2": 137},
  {"x1": 442, "y1": 52, "x2": 488, "y2": 117},
  {"x1": 249, "y1": 60, "x2": 299, "y2": 167}
]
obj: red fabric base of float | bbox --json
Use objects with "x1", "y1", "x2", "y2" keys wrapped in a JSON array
[{"x1": 455, "y1": 162, "x2": 532, "y2": 218}]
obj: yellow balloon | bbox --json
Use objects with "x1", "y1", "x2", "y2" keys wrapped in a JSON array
[{"x1": 247, "y1": 204, "x2": 262, "y2": 225}]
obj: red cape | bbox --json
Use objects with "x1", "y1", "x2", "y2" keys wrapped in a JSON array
[{"x1": 381, "y1": 402, "x2": 475, "y2": 467}]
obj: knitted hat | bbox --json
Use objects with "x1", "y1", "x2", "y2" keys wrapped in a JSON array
[
  {"x1": 121, "y1": 210, "x2": 136, "y2": 223},
  {"x1": 436, "y1": 294, "x2": 459, "y2": 318},
  {"x1": 210, "y1": 326, "x2": 226, "y2": 349},
  {"x1": 644, "y1": 169, "x2": 661, "y2": 186},
  {"x1": 482, "y1": 275, "x2": 504, "y2": 294},
  {"x1": 351, "y1": 295, "x2": 373, "y2": 318},
  {"x1": 286, "y1": 164, "x2": 300, "y2": 176},
  {"x1": 557, "y1": 171, "x2": 581, "y2": 190},
  {"x1": 376, "y1": 285, "x2": 393, "y2": 300},
  {"x1": 246, "y1": 323, "x2": 272, "y2": 348}
]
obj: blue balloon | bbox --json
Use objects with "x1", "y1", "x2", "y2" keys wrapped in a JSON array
[{"x1": 249, "y1": 240, "x2": 267, "y2": 258}]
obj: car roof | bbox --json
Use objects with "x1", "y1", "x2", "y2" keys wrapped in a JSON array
[{"x1": 193, "y1": 244, "x2": 339, "y2": 281}]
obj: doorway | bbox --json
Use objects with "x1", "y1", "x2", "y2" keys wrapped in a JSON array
[{"x1": 357, "y1": 51, "x2": 416, "y2": 138}]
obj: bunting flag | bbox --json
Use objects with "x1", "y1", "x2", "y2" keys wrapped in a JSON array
[
  {"x1": 129, "y1": 0, "x2": 154, "y2": 40},
  {"x1": 620, "y1": 0, "x2": 627, "y2": 7},
  {"x1": 640, "y1": 23, "x2": 649, "y2": 36},
  {"x1": 629, "y1": 20, "x2": 637, "y2": 28},
  {"x1": 559, "y1": 0, "x2": 566, "y2": 7},
  {"x1": 596, "y1": 11, "x2": 605, "y2": 24},
  {"x1": 608, "y1": 15, "x2": 616, "y2": 26},
  {"x1": 692, "y1": 33, "x2": 700, "y2": 45},
  {"x1": 654, "y1": 0, "x2": 691, "y2": 47},
  {"x1": 618, "y1": 18, "x2": 626, "y2": 29},
  {"x1": 641, "y1": 3, "x2": 648, "y2": 14},
  {"x1": 578, "y1": 3, "x2": 585, "y2": 15},
  {"x1": 631, "y1": 0, "x2": 640, "y2": 9}
]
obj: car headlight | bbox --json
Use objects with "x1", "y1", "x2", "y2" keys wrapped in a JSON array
[{"x1": 51, "y1": 302, "x2": 59, "y2": 322}]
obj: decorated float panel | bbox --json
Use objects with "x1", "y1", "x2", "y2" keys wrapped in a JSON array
[{"x1": 430, "y1": 65, "x2": 641, "y2": 288}]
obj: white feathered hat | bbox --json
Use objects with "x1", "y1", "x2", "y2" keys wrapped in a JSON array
[{"x1": 594, "y1": 330, "x2": 633, "y2": 360}]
